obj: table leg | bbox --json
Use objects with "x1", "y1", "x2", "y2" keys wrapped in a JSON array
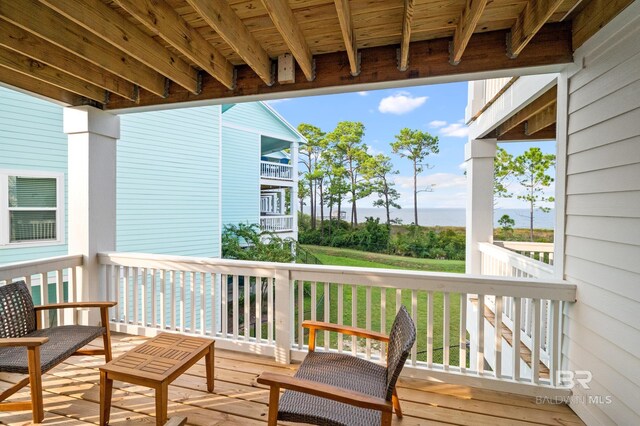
[
  {"x1": 100, "y1": 371, "x2": 113, "y2": 426},
  {"x1": 155, "y1": 381, "x2": 168, "y2": 426},
  {"x1": 205, "y1": 344, "x2": 215, "y2": 392}
]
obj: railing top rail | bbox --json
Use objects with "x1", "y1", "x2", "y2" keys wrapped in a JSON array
[
  {"x1": 98, "y1": 252, "x2": 576, "y2": 301},
  {"x1": 479, "y1": 242, "x2": 554, "y2": 278},
  {"x1": 260, "y1": 160, "x2": 292, "y2": 166},
  {"x1": 0, "y1": 254, "x2": 83, "y2": 281},
  {"x1": 494, "y1": 241, "x2": 554, "y2": 252}
]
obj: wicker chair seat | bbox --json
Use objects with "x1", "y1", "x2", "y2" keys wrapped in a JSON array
[
  {"x1": 0, "y1": 325, "x2": 105, "y2": 374},
  {"x1": 278, "y1": 351, "x2": 387, "y2": 426}
]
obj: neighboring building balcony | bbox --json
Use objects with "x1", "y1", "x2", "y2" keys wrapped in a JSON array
[
  {"x1": 465, "y1": 77, "x2": 516, "y2": 123},
  {"x1": 260, "y1": 160, "x2": 293, "y2": 181},
  {"x1": 260, "y1": 215, "x2": 294, "y2": 232}
]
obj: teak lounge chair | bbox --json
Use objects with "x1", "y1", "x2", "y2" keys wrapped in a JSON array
[
  {"x1": 258, "y1": 305, "x2": 417, "y2": 426},
  {"x1": 0, "y1": 280, "x2": 116, "y2": 423}
]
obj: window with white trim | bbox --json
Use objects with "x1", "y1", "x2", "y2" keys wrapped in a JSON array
[{"x1": 0, "y1": 171, "x2": 64, "y2": 246}]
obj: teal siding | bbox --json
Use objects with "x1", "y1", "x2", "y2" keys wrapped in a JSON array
[
  {"x1": 222, "y1": 127, "x2": 259, "y2": 228},
  {"x1": 117, "y1": 106, "x2": 221, "y2": 257},
  {"x1": 222, "y1": 102, "x2": 298, "y2": 141},
  {"x1": 0, "y1": 87, "x2": 68, "y2": 265}
]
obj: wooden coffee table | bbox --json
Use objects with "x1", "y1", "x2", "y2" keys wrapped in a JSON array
[{"x1": 99, "y1": 333, "x2": 215, "y2": 425}]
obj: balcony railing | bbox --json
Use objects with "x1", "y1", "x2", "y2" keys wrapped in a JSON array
[
  {"x1": 493, "y1": 241, "x2": 554, "y2": 265},
  {"x1": 260, "y1": 161, "x2": 292, "y2": 180},
  {"x1": 260, "y1": 215, "x2": 293, "y2": 232},
  {"x1": 98, "y1": 251, "x2": 576, "y2": 397}
]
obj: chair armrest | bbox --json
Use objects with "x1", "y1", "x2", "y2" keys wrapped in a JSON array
[
  {"x1": 34, "y1": 301, "x2": 117, "y2": 311},
  {"x1": 302, "y1": 320, "x2": 389, "y2": 342},
  {"x1": 257, "y1": 372, "x2": 392, "y2": 412},
  {"x1": 0, "y1": 337, "x2": 49, "y2": 347}
]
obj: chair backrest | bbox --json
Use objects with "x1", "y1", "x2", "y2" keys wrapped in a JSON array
[
  {"x1": 0, "y1": 281, "x2": 36, "y2": 338},
  {"x1": 385, "y1": 305, "x2": 416, "y2": 400}
]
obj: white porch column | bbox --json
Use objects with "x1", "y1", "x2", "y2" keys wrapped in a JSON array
[
  {"x1": 64, "y1": 106, "x2": 119, "y2": 325},
  {"x1": 291, "y1": 140, "x2": 299, "y2": 240},
  {"x1": 465, "y1": 139, "x2": 497, "y2": 274}
]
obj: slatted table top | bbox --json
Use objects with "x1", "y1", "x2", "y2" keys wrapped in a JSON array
[{"x1": 100, "y1": 333, "x2": 214, "y2": 383}]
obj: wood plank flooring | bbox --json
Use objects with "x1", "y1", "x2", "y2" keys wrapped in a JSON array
[{"x1": 0, "y1": 332, "x2": 584, "y2": 425}]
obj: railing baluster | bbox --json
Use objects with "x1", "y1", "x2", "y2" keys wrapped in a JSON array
[
  {"x1": 310, "y1": 282, "x2": 317, "y2": 322},
  {"x1": 395, "y1": 288, "x2": 401, "y2": 313},
  {"x1": 352, "y1": 285, "x2": 357, "y2": 356},
  {"x1": 160, "y1": 270, "x2": 166, "y2": 329},
  {"x1": 443, "y1": 292, "x2": 450, "y2": 369},
  {"x1": 532, "y1": 298, "x2": 541, "y2": 384},
  {"x1": 210, "y1": 273, "x2": 217, "y2": 336},
  {"x1": 477, "y1": 295, "x2": 485, "y2": 374},
  {"x1": 170, "y1": 270, "x2": 176, "y2": 331},
  {"x1": 550, "y1": 300, "x2": 560, "y2": 386},
  {"x1": 513, "y1": 297, "x2": 521, "y2": 381},
  {"x1": 256, "y1": 276, "x2": 263, "y2": 343},
  {"x1": 338, "y1": 284, "x2": 343, "y2": 352},
  {"x1": 190, "y1": 272, "x2": 196, "y2": 334},
  {"x1": 380, "y1": 287, "x2": 386, "y2": 359},
  {"x1": 268, "y1": 277, "x2": 274, "y2": 344},
  {"x1": 141, "y1": 268, "x2": 147, "y2": 327},
  {"x1": 365, "y1": 286, "x2": 372, "y2": 360},
  {"x1": 427, "y1": 291, "x2": 433, "y2": 368},
  {"x1": 232, "y1": 275, "x2": 239, "y2": 339},
  {"x1": 324, "y1": 282, "x2": 330, "y2": 351},
  {"x1": 245, "y1": 275, "x2": 251, "y2": 340},
  {"x1": 150, "y1": 269, "x2": 156, "y2": 328},
  {"x1": 411, "y1": 290, "x2": 417, "y2": 365},
  {"x1": 179, "y1": 271, "x2": 185, "y2": 332},
  {"x1": 460, "y1": 293, "x2": 467, "y2": 371},
  {"x1": 123, "y1": 267, "x2": 130, "y2": 325},
  {"x1": 221, "y1": 274, "x2": 228, "y2": 337},
  {"x1": 298, "y1": 280, "x2": 304, "y2": 348},
  {"x1": 56, "y1": 269, "x2": 63, "y2": 326},
  {"x1": 494, "y1": 295, "x2": 502, "y2": 378},
  {"x1": 200, "y1": 272, "x2": 206, "y2": 335},
  {"x1": 133, "y1": 267, "x2": 139, "y2": 326}
]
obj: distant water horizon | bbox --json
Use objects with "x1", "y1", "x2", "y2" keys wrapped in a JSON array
[{"x1": 337, "y1": 208, "x2": 556, "y2": 229}]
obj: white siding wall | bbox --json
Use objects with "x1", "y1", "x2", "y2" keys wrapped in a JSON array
[
  {"x1": 117, "y1": 106, "x2": 221, "y2": 257},
  {"x1": 562, "y1": 5, "x2": 640, "y2": 425}
]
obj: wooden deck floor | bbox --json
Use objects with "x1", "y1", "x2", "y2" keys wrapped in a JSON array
[{"x1": 0, "y1": 332, "x2": 584, "y2": 426}]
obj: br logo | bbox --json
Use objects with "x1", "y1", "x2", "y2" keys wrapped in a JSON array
[{"x1": 558, "y1": 370, "x2": 593, "y2": 389}]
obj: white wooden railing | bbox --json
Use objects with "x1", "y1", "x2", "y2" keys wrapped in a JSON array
[
  {"x1": 0, "y1": 254, "x2": 83, "y2": 325},
  {"x1": 260, "y1": 161, "x2": 292, "y2": 180},
  {"x1": 494, "y1": 241, "x2": 554, "y2": 265},
  {"x1": 98, "y1": 251, "x2": 575, "y2": 397},
  {"x1": 260, "y1": 215, "x2": 293, "y2": 232},
  {"x1": 478, "y1": 242, "x2": 556, "y2": 375}
]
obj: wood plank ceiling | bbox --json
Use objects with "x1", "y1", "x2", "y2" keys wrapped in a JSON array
[{"x1": 0, "y1": 0, "x2": 632, "y2": 111}]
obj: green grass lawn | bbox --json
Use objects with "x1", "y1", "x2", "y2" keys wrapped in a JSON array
[{"x1": 295, "y1": 245, "x2": 468, "y2": 366}]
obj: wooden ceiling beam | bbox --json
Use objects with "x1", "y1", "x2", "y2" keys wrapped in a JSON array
[
  {"x1": 498, "y1": 123, "x2": 556, "y2": 141},
  {"x1": 261, "y1": 0, "x2": 315, "y2": 82},
  {"x1": 0, "y1": 20, "x2": 137, "y2": 102},
  {"x1": 114, "y1": 0, "x2": 235, "y2": 90},
  {"x1": 40, "y1": 0, "x2": 199, "y2": 94},
  {"x1": 334, "y1": 0, "x2": 359, "y2": 76},
  {"x1": 399, "y1": 0, "x2": 416, "y2": 71},
  {"x1": 0, "y1": 0, "x2": 166, "y2": 97},
  {"x1": 186, "y1": 0, "x2": 273, "y2": 86},
  {"x1": 0, "y1": 46, "x2": 106, "y2": 103},
  {"x1": 450, "y1": 0, "x2": 488, "y2": 65},
  {"x1": 572, "y1": 0, "x2": 634, "y2": 49},
  {"x1": 497, "y1": 85, "x2": 557, "y2": 136},
  {"x1": 105, "y1": 23, "x2": 572, "y2": 111},
  {"x1": 525, "y1": 101, "x2": 557, "y2": 135},
  {"x1": 508, "y1": 0, "x2": 565, "y2": 58},
  {"x1": 0, "y1": 66, "x2": 84, "y2": 106}
]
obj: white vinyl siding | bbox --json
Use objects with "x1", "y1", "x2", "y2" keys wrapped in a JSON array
[
  {"x1": 117, "y1": 106, "x2": 221, "y2": 257},
  {"x1": 562, "y1": 6, "x2": 640, "y2": 425}
]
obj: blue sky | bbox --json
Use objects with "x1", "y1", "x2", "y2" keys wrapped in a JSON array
[{"x1": 267, "y1": 83, "x2": 555, "y2": 209}]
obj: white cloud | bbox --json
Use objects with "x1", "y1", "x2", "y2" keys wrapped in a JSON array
[
  {"x1": 439, "y1": 122, "x2": 469, "y2": 138},
  {"x1": 429, "y1": 120, "x2": 447, "y2": 128},
  {"x1": 366, "y1": 145, "x2": 383, "y2": 156},
  {"x1": 378, "y1": 91, "x2": 427, "y2": 115},
  {"x1": 357, "y1": 91, "x2": 368, "y2": 96}
]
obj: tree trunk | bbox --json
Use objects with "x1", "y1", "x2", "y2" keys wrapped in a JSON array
[
  {"x1": 310, "y1": 180, "x2": 316, "y2": 229},
  {"x1": 319, "y1": 182, "x2": 325, "y2": 227},
  {"x1": 413, "y1": 162, "x2": 419, "y2": 226},
  {"x1": 384, "y1": 192, "x2": 390, "y2": 225}
]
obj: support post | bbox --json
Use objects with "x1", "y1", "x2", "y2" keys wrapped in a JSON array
[
  {"x1": 64, "y1": 106, "x2": 119, "y2": 325},
  {"x1": 291, "y1": 140, "x2": 299, "y2": 240},
  {"x1": 464, "y1": 139, "x2": 497, "y2": 275},
  {"x1": 274, "y1": 268, "x2": 292, "y2": 364}
]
